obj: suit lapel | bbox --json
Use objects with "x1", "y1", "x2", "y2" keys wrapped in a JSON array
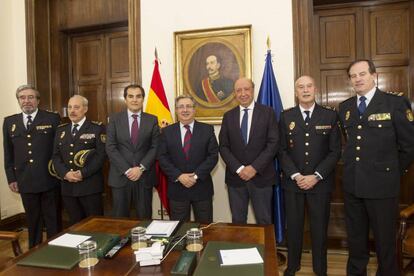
[
  {"x1": 120, "y1": 111, "x2": 133, "y2": 149},
  {"x1": 173, "y1": 123, "x2": 186, "y2": 160},
  {"x1": 27, "y1": 110, "x2": 43, "y2": 133},
  {"x1": 74, "y1": 120, "x2": 90, "y2": 140},
  {"x1": 231, "y1": 107, "x2": 245, "y2": 145}
]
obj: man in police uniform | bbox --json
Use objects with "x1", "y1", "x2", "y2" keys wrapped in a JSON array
[
  {"x1": 3, "y1": 85, "x2": 61, "y2": 248},
  {"x1": 339, "y1": 59, "x2": 414, "y2": 275},
  {"x1": 52, "y1": 95, "x2": 106, "y2": 225},
  {"x1": 279, "y1": 76, "x2": 341, "y2": 276}
]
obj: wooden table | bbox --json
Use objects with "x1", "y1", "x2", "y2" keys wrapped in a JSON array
[{"x1": 0, "y1": 217, "x2": 278, "y2": 275}]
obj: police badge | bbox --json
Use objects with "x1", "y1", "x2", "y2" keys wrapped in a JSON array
[{"x1": 289, "y1": 122, "x2": 295, "y2": 130}]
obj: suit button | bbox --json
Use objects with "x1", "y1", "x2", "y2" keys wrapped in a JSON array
[
  {"x1": 29, "y1": 159, "x2": 33, "y2": 163},
  {"x1": 305, "y1": 133, "x2": 309, "y2": 137},
  {"x1": 70, "y1": 152, "x2": 73, "y2": 155},
  {"x1": 386, "y1": 167, "x2": 390, "y2": 171},
  {"x1": 356, "y1": 157, "x2": 360, "y2": 161},
  {"x1": 356, "y1": 146, "x2": 360, "y2": 150},
  {"x1": 28, "y1": 151, "x2": 32, "y2": 154},
  {"x1": 28, "y1": 143, "x2": 32, "y2": 146},
  {"x1": 70, "y1": 144, "x2": 74, "y2": 147},
  {"x1": 378, "y1": 124, "x2": 382, "y2": 128},
  {"x1": 305, "y1": 161, "x2": 309, "y2": 165},
  {"x1": 357, "y1": 125, "x2": 362, "y2": 129},
  {"x1": 305, "y1": 122, "x2": 309, "y2": 126},
  {"x1": 70, "y1": 169, "x2": 73, "y2": 171},
  {"x1": 305, "y1": 152, "x2": 309, "y2": 156},
  {"x1": 305, "y1": 142, "x2": 309, "y2": 146},
  {"x1": 27, "y1": 134, "x2": 31, "y2": 138},
  {"x1": 357, "y1": 136, "x2": 361, "y2": 140}
]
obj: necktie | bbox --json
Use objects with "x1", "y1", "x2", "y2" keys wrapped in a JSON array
[
  {"x1": 131, "y1": 114, "x2": 139, "y2": 146},
  {"x1": 182, "y1": 125, "x2": 192, "y2": 160},
  {"x1": 304, "y1": 110, "x2": 311, "y2": 125},
  {"x1": 72, "y1": 123, "x2": 79, "y2": 137},
  {"x1": 358, "y1": 96, "x2": 367, "y2": 116},
  {"x1": 241, "y1": 108, "x2": 249, "y2": 144},
  {"x1": 26, "y1": 115, "x2": 33, "y2": 129}
]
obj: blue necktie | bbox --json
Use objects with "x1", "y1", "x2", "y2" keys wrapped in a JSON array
[
  {"x1": 358, "y1": 96, "x2": 367, "y2": 116},
  {"x1": 304, "y1": 110, "x2": 310, "y2": 125},
  {"x1": 241, "y1": 108, "x2": 249, "y2": 144}
]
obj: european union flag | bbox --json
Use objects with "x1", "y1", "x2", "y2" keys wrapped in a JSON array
[{"x1": 257, "y1": 49, "x2": 285, "y2": 243}]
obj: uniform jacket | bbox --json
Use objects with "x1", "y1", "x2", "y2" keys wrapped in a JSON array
[
  {"x1": 106, "y1": 110, "x2": 159, "y2": 188},
  {"x1": 157, "y1": 121, "x2": 219, "y2": 201},
  {"x1": 3, "y1": 109, "x2": 60, "y2": 193},
  {"x1": 52, "y1": 119, "x2": 106, "y2": 196},
  {"x1": 339, "y1": 88, "x2": 414, "y2": 198},
  {"x1": 279, "y1": 104, "x2": 341, "y2": 193},
  {"x1": 219, "y1": 103, "x2": 279, "y2": 188}
]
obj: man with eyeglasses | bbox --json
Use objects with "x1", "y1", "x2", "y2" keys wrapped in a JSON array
[
  {"x1": 3, "y1": 85, "x2": 61, "y2": 248},
  {"x1": 106, "y1": 84, "x2": 160, "y2": 219},
  {"x1": 158, "y1": 95, "x2": 218, "y2": 223}
]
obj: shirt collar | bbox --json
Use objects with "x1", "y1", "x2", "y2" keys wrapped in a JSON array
[
  {"x1": 72, "y1": 116, "x2": 86, "y2": 128},
  {"x1": 128, "y1": 109, "x2": 142, "y2": 118},
  {"x1": 299, "y1": 102, "x2": 315, "y2": 115},
  {"x1": 239, "y1": 101, "x2": 255, "y2": 112},
  {"x1": 23, "y1": 108, "x2": 38, "y2": 119},
  {"x1": 357, "y1": 87, "x2": 376, "y2": 102},
  {"x1": 180, "y1": 120, "x2": 195, "y2": 130}
]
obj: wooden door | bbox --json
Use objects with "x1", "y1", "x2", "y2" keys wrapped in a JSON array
[
  {"x1": 70, "y1": 28, "x2": 130, "y2": 213},
  {"x1": 312, "y1": 1, "x2": 414, "y2": 242}
]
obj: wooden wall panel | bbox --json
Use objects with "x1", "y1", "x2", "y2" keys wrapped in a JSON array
[
  {"x1": 78, "y1": 84, "x2": 105, "y2": 123},
  {"x1": 108, "y1": 82, "x2": 128, "y2": 116},
  {"x1": 73, "y1": 37, "x2": 104, "y2": 83},
  {"x1": 107, "y1": 33, "x2": 129, "y2": 79},
  {"x1": 319, "y1": 70, "x2": 354, "y2": 108},
  {"x1": 376, "y1": 66, "x2": 409, "y2": 97}
]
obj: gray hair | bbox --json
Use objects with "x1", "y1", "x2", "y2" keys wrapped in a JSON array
[
  {"x1": 69, "y1": 95, "x2": 88, "y2": 107},
  {"x1": 175, "y1": 95, "x2": 196, "y2": 107},
  {"x1": 16, "y1": 84, "x2": 40, "y2": 99}
]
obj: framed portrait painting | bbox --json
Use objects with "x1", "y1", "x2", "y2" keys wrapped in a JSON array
[{"x1": 174, "y1": 25, "x2": 252, "y2": 124}]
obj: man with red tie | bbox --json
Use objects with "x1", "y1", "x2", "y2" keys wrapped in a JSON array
[
  {"x1": 158, "y1": 95, "x2": 218, "y2": 223},
  {"x1": 106, "y1": 84, "x2": 160, "y2": 218}
]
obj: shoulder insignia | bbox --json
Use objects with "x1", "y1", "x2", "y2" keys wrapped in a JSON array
[
  {"x1": 406, "y1": 109, "x2": 414, "y2": 122},
  {"x1": 385, "y1": 91, "x2": 404, "y2": 97},
  {"x1": 322, "y1": 105, "x2": 336, "y2": 111},
  {"x1": 283, "y1": 107, "x2": 295, "y2": 112},
  {"x1": 58, "y1": 123, "x2": 69, "y2": 128},
  {"x1": 92, "y1": 121, "x2": 103, "y2": 125},
  {"x1": 100, "y1": 134, "x2": 106, "y2": 143}
]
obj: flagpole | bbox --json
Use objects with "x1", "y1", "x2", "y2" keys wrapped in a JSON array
[{"x1": 155, "y1": 47, "x2": 164, "y2": 221}]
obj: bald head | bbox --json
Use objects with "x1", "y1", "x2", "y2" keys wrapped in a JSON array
[
  {"x1": 234, "y1": 77, "x2": 255, "y2": 107},
  {"x1": 295, "y1": 75, "x2": 317, "y2": 108}
]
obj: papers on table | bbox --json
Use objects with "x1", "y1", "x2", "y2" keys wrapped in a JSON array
[
  {"x1": 145, "y1": 220, "x2": 179, "y2": 237},
  {"x1": 48, "y1": 233, "x2": 91, "y2": 248},
  {"x1": 219, "y1": 247, "x2": 264, "y2": 266},
  {"x1": 135, "y1": 241, "x2": 164, "y2": 266}
]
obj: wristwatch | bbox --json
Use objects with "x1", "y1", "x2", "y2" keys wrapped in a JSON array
[{"x1": 314, "y1": 173, "x2": 322, "y2": 181}]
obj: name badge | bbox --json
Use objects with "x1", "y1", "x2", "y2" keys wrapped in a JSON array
[
  {"x1": 80, "y1": 133, "x2": 96, "y2": 139},
  {"x1": 36, "y1": 125, "x2": 52, "y2": 130},
  {"x1": 315, "y1": 125, "x2": 332, "y2": 130},
  {"x1": 368, "y1": 113, "x2": 391, "y2": 121}
]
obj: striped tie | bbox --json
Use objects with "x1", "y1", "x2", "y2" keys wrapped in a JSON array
[{"x1": 182, "y1": 125, "x2": 192, "y2": 160}]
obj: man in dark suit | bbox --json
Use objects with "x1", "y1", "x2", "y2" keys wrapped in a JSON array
[
  {"x1": 219, "y1": 77, "x2": 279, "y2": 224},
  {"x1": 106, "y1": 84, "x2": 160, "y2": 219},
  {"x1": 3, "y1": 85, "x2": 61, "y2": 248},
  {"x1": 158, "y1": 95, "x2": 218, "y2": 223},
  {"x1": 339, "y1": 59, "x2": 414, "y2": 276},
  {"x1": 279, "y1": 76, "x2": 341, "y2": 276},
  {"x1": 52, "y1": 95, "x2": 106, "y2": 225}
]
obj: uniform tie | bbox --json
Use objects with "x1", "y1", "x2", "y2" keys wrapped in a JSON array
[
  {"x1": 304, "y1": 110, "x2": 311, "y2": 125},
  {"x1": 26, "y1": 115, "x2": 33, "y2": 129},
  {"x1": 182, "y1": 125, "x2": 192, "y2": 160},
  {"x1": 241, "y1": 108, "x2": 249, "y2": 144},
  {"x1": 72, "y1": 123, "x2": 79, "y2": 137},
  {"x1": 131, "y1": 114, "x2": 139, "y2": 146},
  {"x1": 358, "y1": 96, "x2": 367, "y2": 116}
]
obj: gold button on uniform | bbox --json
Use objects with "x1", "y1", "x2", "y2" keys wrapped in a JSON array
[
  {"x1": 386, "y1": 168, "x2": 390, "y2": 171},
  {"x1": 305, "y1": 152, "x2": 309, "y2": 156},
  {"x1": 28, "y1": 143, "x2": 32, "y2": 146},
  {"x1": 357, "y1": 125, "x2": 362, "y2": 129},
  {"x1": 356, "y1": 146, "x2": 360, "y2": 151},
  {"x1": 28, "y1": 151, "x2": 32, "y2": 154},
  {"x1": 69, "y1": 160, "x2": 73, "y2": 164},
  {"x1": 356, "y1": 157, "x2": 360, "y2": 161},
  {"x1": 305, "y1": 133, "x2": 309, "y2": 137},
  {"x1": 378, "y1": 124, "x2": 382, "y2": 128},
  {"x1": 70, "y1": 144, "x2": 74, "y2": 147},
  {"x1": 70, "y1": 152, "x2": 73, "y2": 155},
  {"x1": 29, "y1": 159, "x2": 33, "y2": 163},
  {"x1": 27, "y1": 134, "x2": 31, "y2": 138},
  {"x1": 305, "y1": 142, "x2": 309, "y2": 146},
  {"x1": 357, "y1": 136, "x2": 361, "y2": 140}
]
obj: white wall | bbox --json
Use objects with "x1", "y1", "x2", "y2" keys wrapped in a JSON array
[
  {"x1": 141, "y1": 0, "x2": 295, "y2": 222},
  {"x1": 0, "y1": 0, "x2": 27, "y2": 218}
]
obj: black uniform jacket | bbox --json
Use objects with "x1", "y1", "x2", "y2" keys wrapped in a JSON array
[
  {"x1": 338, "y1": 89, "x2": 414, "y2": 198},
  {"x1": 3, "y1": 109, "x2": 60, "y2": 193},
  {"x1": 52, "y1": 120, "x2": 106, "y2": 196},
  {"x1": 158, "y1": 121, "x2": 219, "y2": 201},
  {"x1": 279, "y1": 104, "x2": 341, "y2": 193}
]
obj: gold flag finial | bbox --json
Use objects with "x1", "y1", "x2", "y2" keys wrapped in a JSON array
[
  {"x1": 155, "y1": 47, "x2": 158, "y2": 61},
  {"x1": 266, "y1": 36, "x2": 271, "y2": 50}
]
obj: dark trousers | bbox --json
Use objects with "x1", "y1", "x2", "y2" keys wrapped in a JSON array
[
  {"x1": 284, "y1": 191, "x2": 331, "y2": 276},
  {"x1": 227, "y1": 182, "x2": 273, "y2": 224},
  {"x1": 20, "y1": 187, "x2": 61, "y2": 248},
  {"x1": 344, "y1": 192, "x2": 400, "y2": 276},
  {"x1": 169, "y1": 198, "x2": 212, "y2": 223},
  {"x1": 111, "y1": 180, "x2": 153, "y2": 219},
  {"x1": 62, "y1": 193, "x2": 103, "y2": 226}
]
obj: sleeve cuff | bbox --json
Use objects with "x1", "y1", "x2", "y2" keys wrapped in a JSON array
[
  {"x1": 291, "y1": 172, "x2": 300, "y2": 180},
  {"x1": 236, "y1": 165, "x2": 245, "y2": 174}
]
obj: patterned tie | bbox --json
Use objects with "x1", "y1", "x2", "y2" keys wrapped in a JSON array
[
  {"x1": 182, "y1": 125, "x2": 192, "y2": 160},
  {"x1": 131, "y1": 114, "x2": 139, "y2": 146},
  {"x1": 241, "y1": 108, "x2": 249, "y2": 144},
  {"x1": 72, "y1": 123, "x2": 79, "y2": 137},
  {"x1": 304, "y1": 110, "x2": 311, "y2": 125},
  {"x1": 358, "y1": 96, "x2": 367, "y2": 116},
  {"x1": 26, "y1": 115, "x2": 33, "y2": 129}
]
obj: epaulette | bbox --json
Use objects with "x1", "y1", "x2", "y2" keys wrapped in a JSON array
[
  {"x1": 282, "y1": 107, "x2": 295, "y2": 112},
  {"x1": 384, "y1": 91, "x2": 404, "y2": 97},
  {"x1": 91, "y1": 121, "x2": 103, "y2": 125},
  {"x1": 322, "y1": 105, "x2": 336, "y2": 111},
  {"x1": 58, "y1": 123, "x2": 69, "y2": 128}
]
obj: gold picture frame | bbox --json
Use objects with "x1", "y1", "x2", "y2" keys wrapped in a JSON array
[{"x1": 174, "y1": 25, "x2": 252, "y2": 124}]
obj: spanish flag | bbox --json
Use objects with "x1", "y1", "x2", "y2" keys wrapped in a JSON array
[{"x1": 145, "y1": 54, "x2": 173, "y2": 216}]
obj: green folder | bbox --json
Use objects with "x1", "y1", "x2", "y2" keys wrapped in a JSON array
[
  {"x1": 17, "y1": 232, "x2": 120, "y2": 270},
  {"x1": 193, "y1": 241, "x2": 264, "y2": 276}
]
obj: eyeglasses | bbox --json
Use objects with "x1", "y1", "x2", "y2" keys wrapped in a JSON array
[
  {"x1": 176, "y1": 105, "x2": 195, "y2": 110},
  {"x1": 18, "y1": 95, "x2": 37, "y2": 101}
]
